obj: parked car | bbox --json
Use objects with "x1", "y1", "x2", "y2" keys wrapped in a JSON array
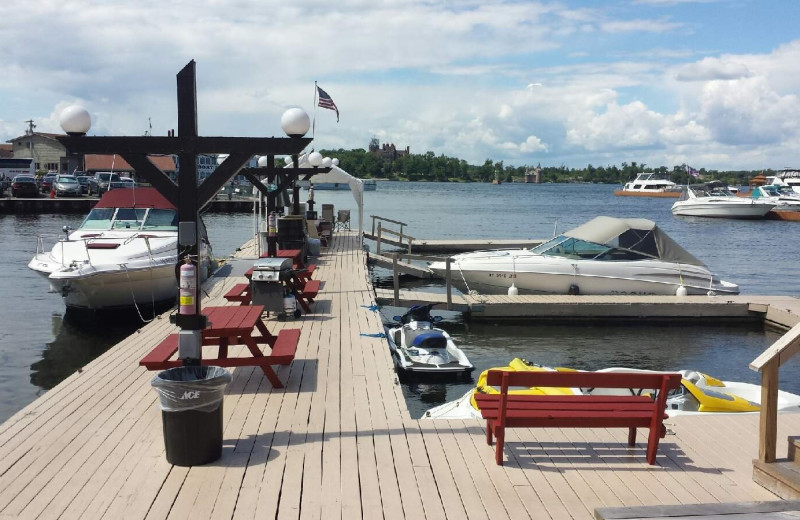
[
  {"x1": 11, "y1": 175, "x2": 40, "y2": 198},
  {"x1": 39, "y1": 174, "x2": 57, "y2": 194},
  {"x1": 53, "y1": 174, "x2": 82, "y2": 197},
  {"x1": 76, "y1": 175, "x2": 94, "y2": 195},
  {"x1": 93, "y1": 172, "x2": 121, "y2": 195}
]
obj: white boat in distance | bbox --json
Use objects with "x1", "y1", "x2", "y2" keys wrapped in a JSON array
[
  {"x1": 614, "y1": 172, "x2": 682, "y2": 197},
  {"x1": 29, "y1": 187, "x2": 215, "y2": 312},
  {"x1": 429, "y1": 216, "x2": 739, "y2": 296},
  {"x1": 671, "y1": 182, "x2": 774, "y2": 219}
]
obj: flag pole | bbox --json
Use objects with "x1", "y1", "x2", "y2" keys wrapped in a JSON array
[{"x1": 312, "y1": 81, "x2": 318, "y2": 142}]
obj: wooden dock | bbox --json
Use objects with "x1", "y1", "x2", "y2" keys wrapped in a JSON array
[
  {"x1": 374, "y1": 288, "x2": 800, "y2": 325},
  {"x1": 1, "y1": 230, "x2": 799, "y2": 519}
]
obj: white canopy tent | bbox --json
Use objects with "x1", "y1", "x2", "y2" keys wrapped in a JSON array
[{"x1": 285, "y1": 154, "x2": 364, "y2": 236}]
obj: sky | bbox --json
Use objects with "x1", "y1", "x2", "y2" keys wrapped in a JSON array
[{"x1": 1, "y1": 0, "x2": 799, "y2": 171}]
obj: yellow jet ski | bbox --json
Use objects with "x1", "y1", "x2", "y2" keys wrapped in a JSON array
[{"x1": 469, "y1": 358, "x2": 579, "y2": 410}]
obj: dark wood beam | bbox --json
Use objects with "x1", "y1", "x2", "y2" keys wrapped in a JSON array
[
  {"x1": 120, "y1": 154, "x2": 180, "y2": 205},
  {"x1": 55, "y1": 136, "x2": 311, "y2": 156}
]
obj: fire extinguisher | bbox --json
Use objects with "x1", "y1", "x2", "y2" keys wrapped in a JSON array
[
  {"x1": 179, "y1": 257, "x2": 197, "y2": 315},
  {"x1": 268, "y1": 212, "x2": 278, "y2": 237}
]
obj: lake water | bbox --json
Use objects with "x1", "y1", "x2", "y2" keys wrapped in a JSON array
[{"x1": 1, "y1": 182, "x2": 799, "y2": 422}]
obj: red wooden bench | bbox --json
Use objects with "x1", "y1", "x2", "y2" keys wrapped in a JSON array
[
  {"x1": 474, "y1": 370, "x2": 682, "y2": 466},
  {"x1": 224, "y1": 283, "x2": 251, "y2": 304},
  {"x1": 295, "y1": 279, "x2": 321, "y2": 312}
]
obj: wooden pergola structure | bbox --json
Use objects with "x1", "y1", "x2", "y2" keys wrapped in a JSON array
[{"x1": 55, "y1": 60, "x2": 313, "y2": 361}]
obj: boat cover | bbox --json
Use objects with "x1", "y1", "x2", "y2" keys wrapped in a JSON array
[
  {"x1": 95, "y1": 187, "x2": 175, "y2": 209},
  {"x1": 412, "y1": 331, "x2": 448, "y2": 350},
  {"x1": 564, "y1": 216, "x2": 705, "y2": 266}
]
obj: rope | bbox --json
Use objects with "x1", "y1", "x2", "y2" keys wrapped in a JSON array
[
  {"x1": 360, "y1": 332, "x2": 386, "y2": 338},
  {"x1": 360, "y1": 304, "x2": 380, "y2": 312},
  {"x1": 120, "y1": 263, "x2": 156, "y2": 323},
  {"x1": 456, "y1": 260, "x2": 486, "y2": 302}
]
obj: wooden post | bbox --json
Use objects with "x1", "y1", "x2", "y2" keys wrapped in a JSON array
[
  {"x1": 406, "y1": 237, "x2": 413, "y2": 264},
  {"x1": 376, "y1": 222, "x2": 382, "y2": 255},
  {"x1": 759, "y1": 358, "x2": 779, "y2": 462},
  {"x1": 371, "y1": 215, "x2": 376, "y2": 237},
  {"x1": 445, "y1": 257, "x2": 452, "y2": 311},
  {"x1": 392, "y1": 253, "x2": 399, "y2": 306}
]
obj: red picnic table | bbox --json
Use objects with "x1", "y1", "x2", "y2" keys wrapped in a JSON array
[{"x1": 139, "y1": 305, "x2": 301, "y2": 388}]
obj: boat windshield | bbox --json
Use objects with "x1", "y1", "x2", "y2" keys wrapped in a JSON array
[
  {"x1": 79, "y1": 208, "x2": 178, "y2": 231},
  {"x1": 532, "y1": 235, "x2": 609, "y2": 259},
  {"x1": 531, "y1": 234, "x2": 656, "y2": 261}
]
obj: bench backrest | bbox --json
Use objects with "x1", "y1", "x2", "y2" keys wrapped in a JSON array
[{"x1": 485, "y1": 369, "x2": 682, "y2": 393}]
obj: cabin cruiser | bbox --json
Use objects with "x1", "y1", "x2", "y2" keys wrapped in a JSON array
[
  {"x1": 614, "y1": 173, "x2": 682, "y2": 197},
  {"x1": 750, "y1": 184, "x2": 800, "y2": 209},
  {"x1": 423, "y1": 359, "x2": 800, "y2": 419},
  {"x1": 429, "y1": 216, "x2": 738, "y2": 296},
  {"x1": 29, "y1": 188, "x2": 215, "y2": 312},
  {"x1": 385, "y1": 304, "x2": 474, "y2": 377},
  {"x1": 671, "y1": 182, "x2": 774, "y2": 219}
]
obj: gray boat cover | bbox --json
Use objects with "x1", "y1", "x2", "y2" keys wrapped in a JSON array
[{"x1": 564, "y1": 216, "x2": 705, "y2": 266}]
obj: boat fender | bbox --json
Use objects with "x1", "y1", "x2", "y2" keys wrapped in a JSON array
[
  {"x1": 508, "y1": 283, "x2": 518, "y2": 296},
  {"x1": 676, "y1": 285, "x2": 688, "y2": 296},
  {"x1": 568, "y1": 284, "x2": 580, "y2": 295}
]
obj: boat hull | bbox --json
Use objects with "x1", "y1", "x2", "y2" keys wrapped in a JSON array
[
  {"x1": 671, "y1": 201, "x2": 774, "y2": 218},
  {"x1": 430, "y1": 252, "x2": 738, "y2": 296},
  {"x1": 37, "y1": 263, "x2": 180, "y2": 310}
]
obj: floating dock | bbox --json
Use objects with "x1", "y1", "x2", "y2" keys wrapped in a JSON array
[{"x1": 1, "y1": 231, "x2": 799, "y2": 519}]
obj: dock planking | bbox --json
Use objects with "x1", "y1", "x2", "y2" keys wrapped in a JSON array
[{"x1": 0, "y1": 231, "x2": 799, "y2": 519}]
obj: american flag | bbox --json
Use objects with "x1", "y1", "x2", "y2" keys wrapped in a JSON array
[
  {"x1": 686, "y1": 165, "x2": 700, "y2": 178},
  {"x1": 317, "y1": 86, "x2": 339, "y2": 122}
]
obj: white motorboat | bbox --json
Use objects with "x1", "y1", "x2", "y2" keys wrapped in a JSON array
[
  {"x1": 614, "y1": 172, "x2": 682, "y2": 197},
  {"x1": 769, "y1": 169, "x2": 800, "y2": 195},
  {"x1": 423, "y1": 359, "x2": 800, "y2": 419},
  {"x1": 28, "y1": 187, "x2": 215, "y2": 312},
  {"x1": 429, "y1": 216, "x2": 738, "y2": 296},
  {"x1": 671, "y1": 182, "x2": 774, "y2": 218},
  {"x1": 750, "y1": 184, "x2": 800, "y2": 209},
  {"x1": 385, "y1": 304, "x2": 474, "y2": 377}
]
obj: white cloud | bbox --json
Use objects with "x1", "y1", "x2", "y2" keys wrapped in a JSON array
[
  {"x1": 0, "y1": 1, "x2": 798, "y2": 172},
  {"x1": 520, "y1": 135, "x2": 548, "y2": 153},
  {"x1": 674, "y1": 57, "x2": 753, "y2": 81}
]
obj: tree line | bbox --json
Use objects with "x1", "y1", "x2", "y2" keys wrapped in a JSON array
[{"x1": 320, "y1": 147, "x2": 770, "y2": 186}]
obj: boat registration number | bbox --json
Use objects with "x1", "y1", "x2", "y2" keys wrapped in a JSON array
[{"x1": 488, "y1": 273, "x2": 517, "y2": 279}]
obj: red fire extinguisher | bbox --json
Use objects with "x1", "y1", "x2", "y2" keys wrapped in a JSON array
[
  {"x1": 179, "y1": 257, "x2": 197, "y2": 315},
  {"x1": 268, "y1": 212, "x2": 278, "y2": 237}
]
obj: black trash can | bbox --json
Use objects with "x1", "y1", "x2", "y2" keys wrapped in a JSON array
[{"x1": 151, "y1": 365, "x2": 232, "y2": 466}]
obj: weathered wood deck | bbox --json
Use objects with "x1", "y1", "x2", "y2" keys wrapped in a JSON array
[{"x1": 0, "y1": 230, "x2": 797, "y2": 519}]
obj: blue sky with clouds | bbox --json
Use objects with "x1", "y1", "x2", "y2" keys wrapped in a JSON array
[{"x1": 1, "y1": 0, "x2": 798, "y2": 170}]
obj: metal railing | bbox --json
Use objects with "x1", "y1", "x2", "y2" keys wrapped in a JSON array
[
  {"x1": 749, "y1": 322, "x2": 800, "y2": 462},
  {"x1": 387, "y1": 252, "x2": 453, "y2": 310}
]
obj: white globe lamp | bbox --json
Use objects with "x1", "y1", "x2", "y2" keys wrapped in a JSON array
[
  {"x1": 322, "y1": 157, "x2": 332, "y2": 168},
  {"x1": 60, "y1": 105, "x2": 92, "y2": 136},
  {"x1": 257, "y1": 156, "x2": 269, "y2": 167},
  {"x1": 308, "y1": 151, "x2": 323, "y2": 167},
  {"x1": 331, "y1": 158, "x2": 339, "y2": 166},
  {"x1": 280, "y1": 108, "x2": 310, "y2": 138},
  {"x1": 284, "y1": 155, "x2": 293, "y2": 165}
]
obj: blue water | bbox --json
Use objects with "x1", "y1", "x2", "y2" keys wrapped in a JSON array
[{"x1": 1, "y1": 182, "x2": 798, "y2": 422}]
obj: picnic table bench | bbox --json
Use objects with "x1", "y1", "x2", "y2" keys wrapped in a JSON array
[
  {"x1": 139, "y1": 305, "x2": 301, "y2": 388},
  {"x1": 236, "y1": 264, "x2": 320, "y2": 313},
  {"x1": 473, "y1": 370, "x2": 682, "y2": 466}
]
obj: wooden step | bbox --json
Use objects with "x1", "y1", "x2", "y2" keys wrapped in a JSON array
[{"x1": 753, "y1": 458, "x2": 800, "y2": 499}]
